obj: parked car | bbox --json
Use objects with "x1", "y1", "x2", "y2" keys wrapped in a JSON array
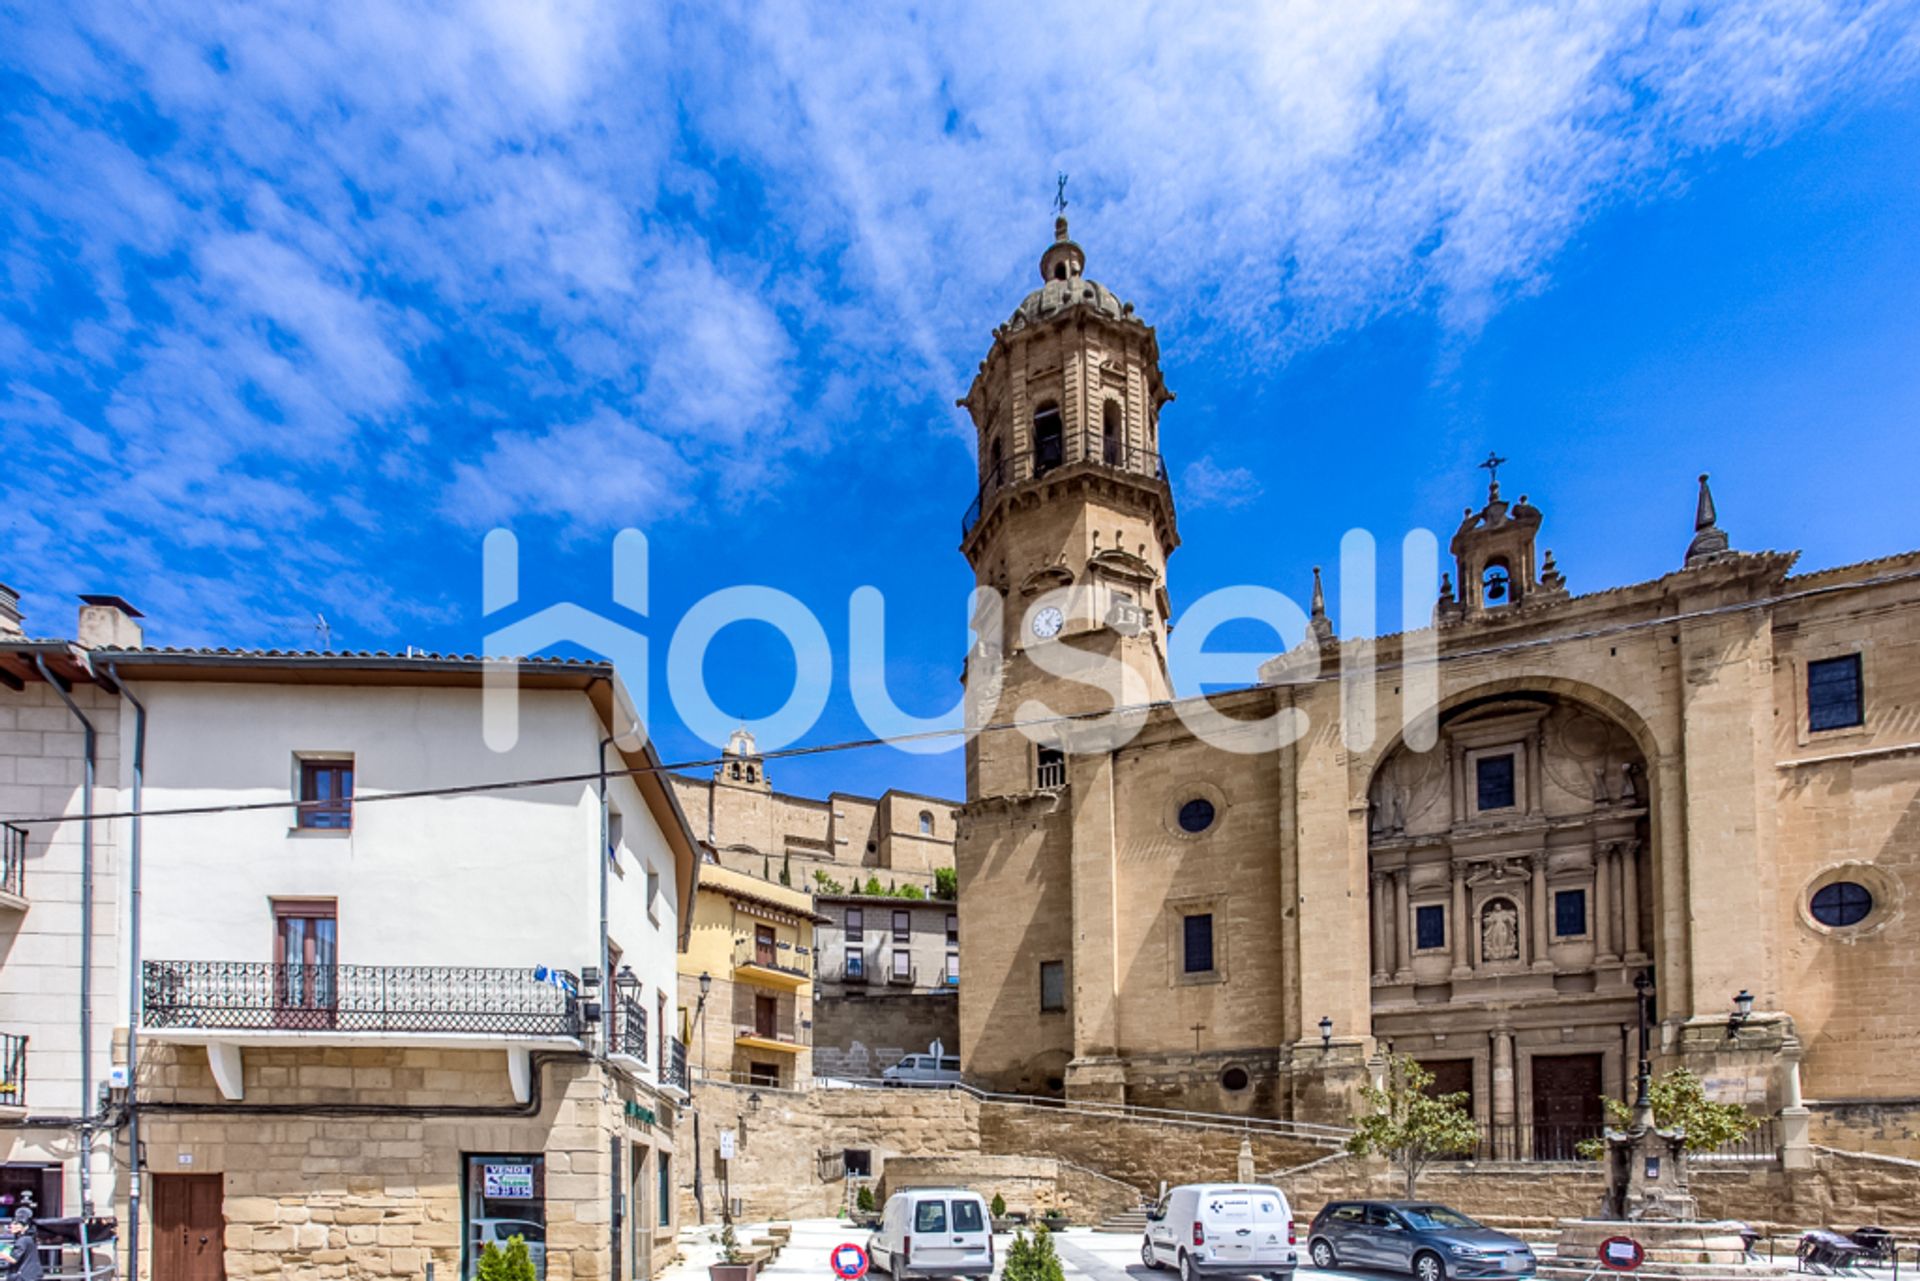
[
  {"x1": 1143, "y1": 1183, "x2": 1298, "y2": 1281},
  {"x1": 882, "y1": 1054, "x2": 964, "y2": 1086},
  {"x1": 869, "y1": 1188, "x2": 994, "y2": 1280},
  {"x1": 1306, "y1": 1201, "x2": 1534, "y2": 1281},
  {"x1": 471, "y1": 1218, "x2": 548, "y2": 1278}
]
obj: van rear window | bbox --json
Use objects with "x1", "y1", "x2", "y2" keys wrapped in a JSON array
[
  {"x1": 916, "y1": 1201, "x2": 948, "y2": 1233},
  {"x1": 953, "y1": 1201, "x2": 984, "y2": 1233}
]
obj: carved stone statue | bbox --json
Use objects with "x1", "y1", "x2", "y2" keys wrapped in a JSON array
[{"x1": 1482, "y1": 900, "x2": 1520, "y2": 962}]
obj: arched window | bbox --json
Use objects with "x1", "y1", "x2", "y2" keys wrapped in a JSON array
[
  {"x1": 1032, "y1": 403, "x2": 1064, "y2": 475},
  {"x1": 1053, "y1": 262, "x2": 1067, "y2": 281},
  {"x1": 919, "y1": 810, "x2": 934, "y2": 835},
  {"x1": 1102, "y1": 401, "x2": 1123, "y2": 465},
  {"x1": 1481, "y1": 557, "x2": 1512, "y2": 605}
]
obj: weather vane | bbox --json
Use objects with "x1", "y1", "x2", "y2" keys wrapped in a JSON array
[
  {"x1": 1054, "y1": 172, "x2": 1069, "y2": 217},
  {"x1": 1479, "y1": 450, "x2": 1508, "y2": 489}
]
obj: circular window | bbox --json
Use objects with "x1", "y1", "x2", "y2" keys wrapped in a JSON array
[
  {"x1": 1220, "y1": 1066, "x2": 1251, "y2": 1093},
  {"x1": 1810, "y1": 881, "x2": 1874, "y2": 928},
  {"x1": 1177, "y1": 798, "x2": 1217, "y2": 834}
]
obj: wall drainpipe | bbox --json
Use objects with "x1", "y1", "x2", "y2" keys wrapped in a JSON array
[
  {"x1": 108, "y1": 663, "x2": 146, "y2": 1281},
  {"x1": 34, "y1": 655, "x2": 96, "y2": 1266}
]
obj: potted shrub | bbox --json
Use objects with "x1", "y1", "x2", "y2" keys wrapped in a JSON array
[
  {"x1": 477, "y1": 1236, "x2": 537, "y2": 1281},
  {"x1": 709, "y1": 1220, "x2": 756, "y2": 1281},
  {"x1": 854, "y1": 1184, "x2": 879, "y2": 1228},
  {"x1": 990, "y1": 1193, "x2": 1008, "y2": 1231}
]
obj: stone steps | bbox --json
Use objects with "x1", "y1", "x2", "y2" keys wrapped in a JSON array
[{"x1": 1093, "y1": 1211, "x2": 1149, "y2": 1235}]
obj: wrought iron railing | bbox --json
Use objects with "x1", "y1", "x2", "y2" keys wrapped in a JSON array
[
  {"x1": 821, "y1": 961, "x2": 869, "y2": 984},
  {"x1": 1454, "y1": 1116, "x2": 1779, "y2": 1163},
  {"x1": 962, "y1": 432, "x2": 1169, "y2": 538},
  {"x1": 885, "y1": 963, "x2": 918, "y2": 987},
  {"x1": 1693, "y1": 1116, "x2": 1778, "y2": 1162},
  {"x1": 0, "y1": 1033, "x2": 24, "y2": 1107},
  {"x1": 665, "y1": 1037, "x2": 688, "y2": 1090},
  {"x1": 141, "y1": 960, "x2": 582, "y2": 1037},
  {"x1": 733, "y1": 936, "x2": 811, "y2": 980},
  {"x1": 735, "y1": 1019, "x2": 811, "y2": 1048},
  {"x1": 1, "y1": 823, "x2": 25, "y2": 900},
  {"x1": 612, "y1": 995, "x2": 648, "y2": 1062}
]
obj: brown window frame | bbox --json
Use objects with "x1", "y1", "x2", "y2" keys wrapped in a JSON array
[{"x1": 297, "y1": 758, "x2": 354, "y2": 830}]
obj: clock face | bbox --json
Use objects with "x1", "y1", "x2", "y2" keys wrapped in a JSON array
[{"x1": 1030, "y1": 605, "x2": 1065, "y2": 639}]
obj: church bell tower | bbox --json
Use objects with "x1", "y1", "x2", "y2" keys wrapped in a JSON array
[{"x1": 958, "y1": 214, "x2": 1181, "y2": 799}]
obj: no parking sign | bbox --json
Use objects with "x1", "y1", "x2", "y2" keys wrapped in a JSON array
[
  {"x1": 832, "y1": 1242, "x2": 871, "y2": 1280},
  {"x1": 1598, "y1": 1237, "x2": 1645, "y2": 1272}
]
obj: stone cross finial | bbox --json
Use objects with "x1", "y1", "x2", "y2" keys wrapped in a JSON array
[
  {"x1": 1054, "y1": 172, "x2": 1069, "y2": 217},
  {"x1": 1479, "y1": 450, "x2": 1508, "y2": 499}
]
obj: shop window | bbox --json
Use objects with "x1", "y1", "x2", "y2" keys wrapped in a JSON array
[
  {"x1": 465, "y1": 1154, "x2": 545, "y2": 1277},
  {"x1": 1415, "y1": 904, "x2": 1446, "y2": 951}
]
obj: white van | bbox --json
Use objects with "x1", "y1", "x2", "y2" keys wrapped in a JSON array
[
  {"x1": 1142, "y1": 1183, "x2": 1297, "y2": 1281},
  {"x1": 869, "y1": 1188, "x2": 994, "y2": 1280},
  {"x1": 882, "y1": 1054, "x2": 964, "y2": 1086}
]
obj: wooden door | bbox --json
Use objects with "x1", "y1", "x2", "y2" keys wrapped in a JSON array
[
  {"x1": 754, "y1": 995, "x2": 777, "y2": 1038},
  {"x1": 153, "y1": 1174, "x2": 226, "y2": 1281},
  {"x1": 1531, "y1": 1053, "x2": 1604, "y2": 1159},
  {"x1": 755, "y1": 925, "x2": 776, "y2": 968}
]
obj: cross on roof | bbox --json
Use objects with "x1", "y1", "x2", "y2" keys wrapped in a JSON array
[
  {"x1": 1054, "y1": 172, "x2": 1069, "y2": 217},
  {"x1": 1479, "y1": 451, "x2": 1508, "y2": 485}
]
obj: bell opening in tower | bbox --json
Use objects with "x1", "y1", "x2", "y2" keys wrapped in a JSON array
[{"x1": 1033, "y1": 403, "x2": 1064, "y2": 475}]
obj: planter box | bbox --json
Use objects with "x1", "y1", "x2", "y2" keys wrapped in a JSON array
[{"x1": 710, "y1": 1264, "x2": 758, "y2": 1281}]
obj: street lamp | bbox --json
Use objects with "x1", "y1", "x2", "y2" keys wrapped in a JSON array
[
  {"x1": 1631, "y1": 968, "x2": 1655, "y2": 1128},
  {"x1": 693, "y1": 969, "x2": 715, "y2": 1224},
  {"x1": 746, "y1": 1091, "x2": 763, "y2": 1113},
  {"x1": 1726, "y1": 989, "x2": 1755, "y2": 1039},
  {"x1": 1318, "y1": 1016, "x2": 1333, "y2": 1052}
]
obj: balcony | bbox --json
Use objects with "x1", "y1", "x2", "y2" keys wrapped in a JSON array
[
  {"x1": 732, "y1": 936, "x2": 811, "y2": 990},
  {"x1": 0, "y1": 1033, "x2": 24, "y2": 1111},
  {"x1": 1, "y1": 823, "x2": 25, "y2": 910},
  {"x1": 961, "y1": 432, "x2": 1170, "y2": 540},
  {"x1": 664, "y1": 1037, "x2": 688, "y2": 1093},
  {"x1": 731, "y1": 989, "x2": 810, "y2": 1055},
  {"x1": 885, "y1": 963, "x2": 918, "y2": 988},
  {"x1": 611, "y1": 995, "x2": 649, "y2": 1066},
  {"x1": 821, "y1": 961, "x2": 869, "y2": 985},
  {"x1": 734, "y1": 1021, "x2": 811, "y2": 1055},
  {"x1": 141, "y1": 960, "x2": 583, "y2": 1103}
]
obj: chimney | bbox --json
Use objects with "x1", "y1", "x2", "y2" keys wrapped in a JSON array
[
  {"x1": 0, "y1": 583, "x2": 21, "y2": 637},
  {"x1": 77, "y1": 594, "x2": 145, "y2": 649}
]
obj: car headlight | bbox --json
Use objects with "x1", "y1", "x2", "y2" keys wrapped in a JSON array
[{"x1": 1449, "y1": 1245, "x2": 1485, "y2": 1256}]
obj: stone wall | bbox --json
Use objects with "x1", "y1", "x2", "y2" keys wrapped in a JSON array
[
  {"x1": 880, "y1": 1154, "x2": 1136, "y2": 1224},
  {"x1": 1807, "y1": 1100, "x2": 1920, "y2": 1160},
  {"x1": 977, "y1": 1101, "x2": 1333, "y2": 1194},
  {"x1": 813, "y1": 992, "x2": 960, "y2": 1078},
  {"x1": 124, "y1": 1042, "x2": 680, "y2": 1280}
]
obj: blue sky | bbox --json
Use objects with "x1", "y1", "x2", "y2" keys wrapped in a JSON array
[{"x1": 4, "y1": 2, "x2": 1920, "y2": 803}]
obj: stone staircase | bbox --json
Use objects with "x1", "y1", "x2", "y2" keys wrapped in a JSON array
[{"x1": 1093, "y1": 1206, "x2": 1151, "y2": 1235}]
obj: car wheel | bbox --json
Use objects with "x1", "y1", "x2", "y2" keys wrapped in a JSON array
[
  {"x1": 1414, "y1": 1252, "x2": 1446, "y2": 1281},
  {"x1": 1143, "y1": 1239, "x2": 1164, "y2": 1271},
  {"x1": 1310, "y1": 1239, "x2": 1336, "y2": 1269},
  {"x1": 1178, "y1": 1251, "x2": 1197, "y2": 1281}
]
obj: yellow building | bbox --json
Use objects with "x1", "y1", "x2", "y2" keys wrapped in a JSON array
[{"x1": 677, "y1": 861, "x2": 825, "y2": 1090}]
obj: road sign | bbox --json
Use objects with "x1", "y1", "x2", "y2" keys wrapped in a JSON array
[
  {"x1": 1598, "y1": 1237, "x2": 1645, "y2": 1271},
  {"x1": 719, "y1": 1130, "x2": 737, "y2": 1161},
  {"x1": 831, "y1": 1243, "x2": 870, "y2": 1280}
]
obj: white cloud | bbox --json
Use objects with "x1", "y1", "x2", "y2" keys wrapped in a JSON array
[{"x1": 1181, "y1": 456, "x2": 1265, "y2": 511}]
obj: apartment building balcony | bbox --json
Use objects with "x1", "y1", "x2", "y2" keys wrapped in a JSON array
[
  {"x1": 141, "y1": 959, "x2": 583, "y2": 1103},
  {"x1": 885, "y1": 962, "x2": 918, "y2": 988},
  {"x1": 610, "y1": 994, "x2": 649, "y2": 1069},
  {"x1": 731, "y1": 989, "x2": 810, "y2": 1055},
  {"x1": 1, "y1": 823, "x2": 26, "y2": 911},
  {"x1": 732, "y1": 935, "x2": 811, "y2": 990},
  {"x1": 664, "y1": 1037, "x2": 688, "y2": 1093},
  {"x1": 0, "y1": 1032, "x2": 25, "y2": 1112}
]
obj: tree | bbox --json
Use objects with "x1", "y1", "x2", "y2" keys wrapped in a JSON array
[
  {"x1": 1003, "y1": 1228, "x2": 1066, "y2": 1281},
  {"x1": 780, "y1": 849, "x2": 792, "y2": 886},
  {"x1": 856, "y1": 1185, "x2": 876, "y2": 1213},
  {"x1": 1576, "y1": 1067, "x2": 1763, "y2": 1158},
  {"x1": 814, "y1": 869, "x2": 845, "y2": 894},
  {"x1": 897, "y1": 883, "x2": 926, "y2": 901},
  {"x1": 1345, "y1": 1054, "x2": 1480, "y2": 1198},
  {"x1": 864, "y1": 874, "x2": 886, "y2": 896},
  {"x1": 990, "y1": 1192, "x2": 1007, "y2": 1220},
  {"x1": 716, "y1": 1220, "x2": 746, "y2": 1264},
  {"x1": 477, "y1": 1236, "x2": 537, "y2": 1281},
  {"x1": 934, "y1": 867, "x2": 958, "y2": 899}
]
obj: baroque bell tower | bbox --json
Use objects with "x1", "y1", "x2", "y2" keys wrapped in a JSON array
[{"x1": 958, "y1": 214, "x2": 1180, "y2": 800}]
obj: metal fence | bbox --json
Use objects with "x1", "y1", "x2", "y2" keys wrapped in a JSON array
[
  {"x1": 1, "y1": 822, "x2": 24, "y2": 900},
  {"x1": 141, "y1": 960, "x2": 583, "y2": 1037},
  {"x1": 0, "y1": 1032, "x2": 24, "y2": 1108},
  {"x1": 1456, "y1": 1117, "x2": 1779, "y2": 1163},
  {"x1": 962, "y1": 433, "x2": 1169, "y2": 538},
  {"x1": 665, "y1": 1037, "x2": 688, "y2": 1090},
  {"x1": 612, "y1": 995, "x2": 648, "y2": 1063}
]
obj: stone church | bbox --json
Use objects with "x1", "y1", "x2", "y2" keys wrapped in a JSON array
[{"x1": 953, "y1": 216, "x2": 1920, "y2": 1158}]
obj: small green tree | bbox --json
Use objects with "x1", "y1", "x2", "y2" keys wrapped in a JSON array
[
  {"x1": 1346, "y1": 1054, "x2": 1480, "y2": 1198},
  {"x1": 814, "y1": 869, "x2": 845, "y2": 894},
  {"x1": 897, "y1": 883, "x2": 926, "y2": 901},
  {"x1": 864, "y1": 874, "x2": 886, "y2": 896},
  {"x1": 934, "y1": 867, "x2": 959, "y2": 899},
  {"x1": 1003, "y1": 1228, "x2": 1066, "y2": 1281},
  {"x1": 990, "y1": 1192, "x2": 1007, "y2": 1220},
  {"x1": 856, "y1": 1184, "x2": 876, "y2": 1212},
  {"x1": 1575, "y1": 1067, "x2": 1763, "y2": 1158},
  {"x1": 716, "y1": 1220, "x2": 745, "y2": 1264},
  {"x1": 476, "y1": 1235, "x2": 537, "y2": 1281}
]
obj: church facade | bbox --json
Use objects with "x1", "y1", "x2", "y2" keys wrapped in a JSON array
[{"x1": 953, "y1": 217, "x2": 1920, "y2": 1158}]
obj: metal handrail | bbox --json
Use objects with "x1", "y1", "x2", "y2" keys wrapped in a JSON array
[
  {"x1": 1, "y1": 822, "x2": 25, "y2": 899},
  {"x1": 962, "y1": 431, "x2": 1169, "y2": 538},
  {"x1": 141, "y1": 960, "x2": 583, "y2": 1037},
  {"x1": 664, "y1": 1037, "x2": 688, "y2": 1090}
]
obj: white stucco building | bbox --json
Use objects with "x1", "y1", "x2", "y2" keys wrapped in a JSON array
[{"x1": 2, "y1": 589, "x2": 702, "y2": 1280}]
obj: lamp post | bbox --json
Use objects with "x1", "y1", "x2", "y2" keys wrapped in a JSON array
[
  {"x1": 1726, "y1": 989, "x2": 1755, "y2": 1039},
  {"x1": 1631, "y1": 968, "x2": 1655, "y2": 1130},
  {"x1": 612, "y1": 965, "x2": 638, "y2": 1055},
  {"x1": 1319, "y1": 1016, "x2": 1333, "y2": 1053},
  {"x1": 693, "y1": 970, "x2": 713, "y2": 1223}
]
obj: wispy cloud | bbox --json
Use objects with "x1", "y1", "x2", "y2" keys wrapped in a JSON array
[
  {"x1": 2, "y1": 0, "x2": 1916, "y2": 645},
  {"x1": 1181, "y1": 456, "x2": 1265, "y2": 511}
]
